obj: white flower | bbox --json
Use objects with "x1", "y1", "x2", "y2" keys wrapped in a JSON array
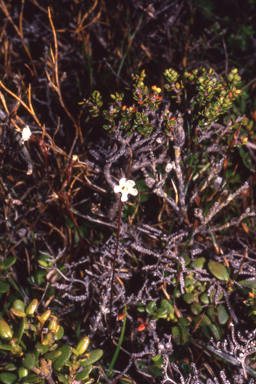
[
  {"x1": 21, "y1": 126, "x2": 31, "y2": 144},
  {"x1": 114, "y1": 178, "x2": 138, "y2": 202}
]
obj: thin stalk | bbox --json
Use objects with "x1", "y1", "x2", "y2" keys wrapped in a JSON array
[{"x1": 109, "y1": 197, "x2": 122, "y2": 336}]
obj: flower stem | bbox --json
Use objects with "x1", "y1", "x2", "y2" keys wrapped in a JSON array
[{"x1": 109, "y1": 197, "x2": 122, "y2": 336}]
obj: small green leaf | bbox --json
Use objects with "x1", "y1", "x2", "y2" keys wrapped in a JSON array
[
  {"x1": 183, "y1": 293, "x2": 195, "y2": 304},
  {"x1": 21, "y1": 373, "x2": 42, "y2": 383},
  {"x1": 53, "y1": 345, "x2": 72, "y2": 370},
  {"x1": 44, "y1": 350, "x2": 62, "y2": 359},
  {"x1": 12, "y1": 300, "x2": 25, "y2": 312},
  {"x1": 191, "y1": 257, "x2": 206, "y2": 269},
  {"x1": 22, "y1": 353, "x2": 36, "y2": 370},
  {"x1": 0, "y1": 320, "x2": 13, "y2": 340},
  {"x1": 55, "y1": 326, "x2": 64, "y2": 340},
  {"x1": 191, "y1": 303, "x2": 202, "y2": 315},
  {"x1": 238, "y1": 280, "x2": 256, "y2": 290},
  {"x1": 75, "y1": 365, "x2": 93, "y2": 380},
  {"x1": 208, "y1": 261, "x2": 229, "y2": 281},
  {"x1": 209, "y1": 324, "x2": 221, "y2": 341},
  {"x1": 0, "y1": 372, "x2": 18, "y2": 384},
  {"x1": 0, "y1": 282, "x2": 10, "y2": 293},
  {"x1": 194, "y1": 314, "x2": 211, "y2": 327},
  {"x1": 4, "y1": 364, "x2": 16, "y2": 372},
  {"x1": 160, "y1": 300, "x2": 174, "y2": 314},
  {"x1": 217, "y1": 305, "x2": 229, "y2": 325},
  {"x1": 35, "y1": 342, "x2": 49, "y2": 354},
  {"x1": 80, "y1": 349, "x2": 103, "y2": 367},
  {"x1": 76, "y1": 336, "x2": 90, "y2": 355},
  {"x1": 0, "y1": 257, "x2": 16, "y2": 270},
  {"x1": 14, "y1": 318, "x2": 26, "y2": 343}
]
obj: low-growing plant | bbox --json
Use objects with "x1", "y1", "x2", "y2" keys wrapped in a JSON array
[{"x1": 0, "y1": 299, "x2": 103, "y2": 384}]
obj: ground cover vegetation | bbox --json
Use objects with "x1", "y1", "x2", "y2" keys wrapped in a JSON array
[{"x1": 1, "y1": 1, "x2": 256, "y2": 383}]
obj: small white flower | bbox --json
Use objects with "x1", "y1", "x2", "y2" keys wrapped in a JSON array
[
  {"x1": 114, "y1": 178, "x2": 138, "y2": 202},
  {"x1": 21, "y1": 126, "x2": 31, "y2": 144},
  {"x1": 165, "y1": 163, "x2": 173, "y2": 173}
]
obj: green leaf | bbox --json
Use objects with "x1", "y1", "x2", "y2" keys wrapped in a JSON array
[
  {"x1": 208, "y1": 261, "x2": 229, "y2": 281},
  {"x1": 75, "y1": 365, "x2": 93, "y2": 381},
  {"x1": 22, "y1": 353, "x2": 36, "y2": 370},
  {"x1": 194, "y1": 314, "x2": 211, "y2": 327},
  {"x1": 238, "y1": 280, "x2": 256, "y2": 290},
  {"x1": 200, "y1": 293, "x2": 209, "y2": 304},
  {"x1": 12, "y1": 300, "x2": 25, "y2": 312},
  {"x1": 44, "y1": 350, "x2": 62, "y2": 360},
  {"x1": 21, "y1": 373, "x2": 42, "y2": 383},
  {"x1": 0, "y1": 320, "x2": 13, "y2": 340},
  {"x1": 172, "y1": 326, "x2": 188, "y2": 345},
  {"x1": 209, "y1": 324, "x2": 221, "y2": 341},
  {"x1": 0, "y1": 282, "x2": 10, "y2": 293},
  {"x1": 0, "y1": 373, "x2": 18, "y2": 384},
  {"x1": 0, "y1": 257, "x2": 16, "y2": 270},
  {"x1": 4, "y1": 364, "x2": 16, "y2": 372},
  {"x1": 191, "y1": 303, "x2": 202, "y2": 315},
  {"x1": 55, "y1": 326, "x2": 64, "y2": 340},
  {"x1": 80, "y1": 349, "x2": 103, "y2": 367},
  {"x1": 217, "y1": 305, "x2": 229, "y2": 325},
  {"x1": 35, "y1": 342, "x2": 49, "y2": 354},
  {"x1": 183, "y1": 293, "x2": 195, "y2": 304},
  {"x1": 191, "y1": 257, "x2": 206, "y2": 269},
  {"x1": 14, "y1": 318, "x2": 26, "y2": 343},
  {"x1": 53, "y1": 345, "x2": 72, "y2": 370},
  {"x1": 160, "y1": 300, "x2": 174, "y2": 314}
]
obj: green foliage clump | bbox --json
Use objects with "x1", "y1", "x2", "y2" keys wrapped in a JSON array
[{"x1": 0, "y1": 300, "x2": 103, "y2": 384}]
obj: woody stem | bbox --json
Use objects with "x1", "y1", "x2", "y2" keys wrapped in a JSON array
[{"x1": 109, "y1": 197, "x2": 122, "y2": 336}]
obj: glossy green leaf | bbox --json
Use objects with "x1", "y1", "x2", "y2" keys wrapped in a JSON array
[
  {"x1": 56, "y1": 373, "x2": 68, "y2": 384},
  {"x1": 22, "y1": 353, "x2": 36, "y2": 370},
  {"x1": 209, "y1": 324, "x2": 221, "y2": 341},
  {"x1": 194, "y1": 314, "x2": 211, "y2": 327},
  {"x1": 0, "y1": 320, "x2": 13, "y2": 340},
  {"x1": 238, "y1": 280, "x2": 256, "y2": 290},
  {"x1": 160, "y1": 300, "x2": 174, "y2": 314},
  {"x1": 75, "y1": 365, "x2": 93, "y2": 381},
  {"x1": 191, "y1": 303, "x2": 202, "y2": 315},
  {"x1": 177, "y1": 317, "x2": 190, "y2": 327},
  {"x1": 0, "y1": 372, "x2": 17, "y2": 384},
  {"x1": 14, "y1": 318, "x2": 26, "y2": 343},
  {"x1": 10, "y1": 308, "x2": 26, "y2": 318},
  {"x1": 0, "y1": 341, "x2": 12, "y2": 351},
  {"x1": 44, "y1": 350, "x2": 62, "y2": 359},
  {"x1": 0, "y1": 282, "x2": 10, "y2": 293},
  {"x1": 217, "y1": 304, "x2": 229, "y2": 325},
  {"x1": 26, "y1": 299, "x2": 38, "y2": 316},
  {"x1": 12, "y1": 300, "x2": 25, "y2": 312},
  {"x1": 156, "y1": 308, "x2": 168, "y2": 317},
  {"x1": 183, "y1": 293, "x2": 195, "y2": 304},
  {"x1": 208, "y1": 261, "x2": 229, "y2": 281},
  {"x1": 55, "y1": 325, "x2": 64, "y2": 340},
  {"x1": 35, "y1": 342, "x2": 49, "y2": 354},
  {"x1": 206, "y1": 307, "x2": 215, "y2": 322},
  {"x1": 172, "y1": 326, "x2": 188, "y2": 345},
  {"x1": 21, "y1": 373, "x2": 42, "y2": 383},
  {"x1": 80, "y1": 349, "x2": 103, "y2": 367},
  {"x1": 18, "y1": 367, "x2": 28, "y2": 379},
  {"x1": 200, "y1": 293, "x2": 209, "y2": 304},
  {"x1": 77, "y1": 337, "x2": 90, "y2": 355},
  {"x1": 4, "y1": 364, "x2": 16, "y2": 372},
  {"x1": 0, "y1": 257, "x2": 16, "y2": 270},
  {"x1": 53, "y1": 345, "x2": 72, "y2": 370},
  {"x1": 191, "y1": 257, "x2": 206, "y2": 269}
]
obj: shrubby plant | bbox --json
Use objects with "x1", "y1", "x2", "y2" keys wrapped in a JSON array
[
  {"x1": 0, "y1": 5, "x2": 256, "y2": 383},
  {"x1": 0, "y1": 299, "x2": 103, "y2": 384}
]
